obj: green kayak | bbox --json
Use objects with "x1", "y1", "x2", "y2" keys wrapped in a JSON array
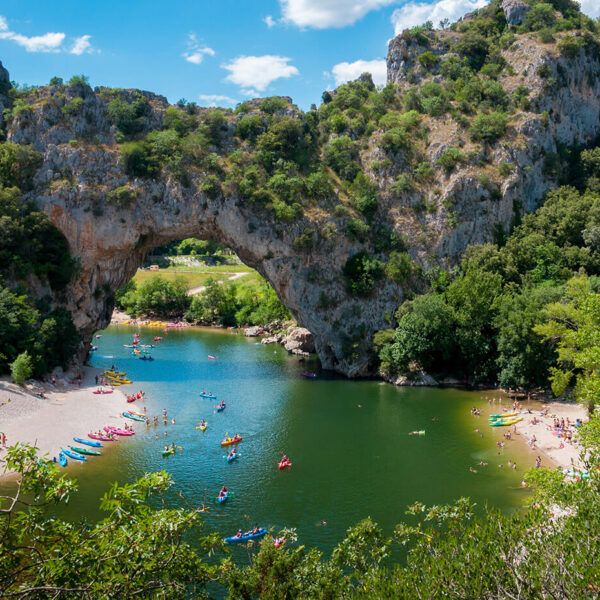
[{"x1": 70, "y1": 445, "x2": 101, "y2": 456}]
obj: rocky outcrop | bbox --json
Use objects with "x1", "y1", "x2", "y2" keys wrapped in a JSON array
[
  {"x1": 282, "y1": 327, "x2": 315, "y2": 356},
  {"x1": 2, "y1": 20, "x2": 600, "y2": 379},
  {"x1": 501, "y1": 0, "x2": 530, "y2": 26}
]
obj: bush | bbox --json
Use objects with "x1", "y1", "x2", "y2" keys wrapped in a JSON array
[
  {"x1": 107, "y1": 185, "x2": 137, "y2": 208},
  {"x1": 350, "y1": 172, "x2": 378, "y2": 218},
  {"x1": 469, "y1": 112, "x2": 508, "y2": 144},
  {"x1": 346, "y1": 218, "x2": 370, "y2": 241},
  {"x1": 0, "y1": 142, "x2": 43, "y2": 190},
  {"x1": 343, "y1": 252, "x2": 384, "y2": 296},
  {"x1": 236, "y1": 114, "x2": 265, "y2": 141},
  {"x1": 323, "y1": 136, "x2": 359, "y2": 181},
  {"x1": 385, "y1": 251, "x2": 416, "y2": 284},
  {"x1": 163, "y1": 106, "x2": 197, "y2": 136},
  {"x1": 437, "y1": 147, "x2": 466, "y2": 172},
  {"x1": 558, "y1": 35, "x2": 584, "y2": 57},
  {"x1": 68, "y1": 74, "x2": 89, "y2": 87},
  {"x1": 107, "y1": 95, "x2": 150, "y2": 137},
  {"x1": 11, "y1": 351, "x2": 33, "y2": 385},
  {"x1": 120, "y1": 141, "x2": 158, "y2": 177}
]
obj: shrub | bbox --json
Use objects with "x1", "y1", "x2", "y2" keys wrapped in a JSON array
[
  {"x1": 385, "y1": 251, "x2": 416, "y2": 284},
  {"x1": 469, "y1": 112, "x2": 508, "y2": 144},
  {"x1": 120, "y1": 141, "x2": 158, "y2": 177},
  {"x1": 11, "y1": 351, "x2": 33, "y2": 385},
  {"x1": 381, "y1": 127, "x2": 409, "y2": 154},
  {"x1": 293, "y1": 228, "x2": 315, "y2": 250},
  {"x1": 346, "y1": 218, "x2": 370, "y2": 241},
  {"x1": 417, "y1": 50, "x2": 439, "y2": 70},
  {"x1": 558, "y1": 35, "x2": 584, "y2": 58},
  {"x1": 163, "y1": 106, "x2": 197, "y2": 136},
  {"x1": 236, "y1": 114, "x2": 265, "y2": 141},
  {"x1": 350, "y1": 172, "x2": 378, "y2": 218},
  {"x1": 522, "y1": 3, "x2": 557, "y2": 31},
  {"x1": 107, "y1": 95, "x2": 150, "y2": 137},
  {"x1": 453, "y1": 32, "x2": 489, "y2": 71},
  {"x1": 343, "y1": 252, "x2": 384, "y2": 296},
  {"x1": 437, "y1": 147, "x2": 466, "y2": 172},
  {"x1": 498, "y1": 161, "x2": 514, "y2": 178},
  {"x1": 0, "y1": 142, "x2": 42, "y2": 190},
  {"x1": 305, "y1": 170, "x2": 333, "y2": 200},
  {"x1": 68, "y1": 74, "x2": 89, "y2": 87},
  {"x1": 62, "y1": 96, "x2": 84, "y2": 116},
  {"x1": 200, "y1": 174, "x2": 222, "y2": 199},
  {"x1": 414, "y1": 162, "x2": 435, "y2": 182},
  {"x1": 391, "y1": 174, "x2": 413, "y2": 194},
  {"x1": 107, "y1": 185, "x2": 138, "y2": 208},
  {"x1": 323, "y1": 136, "x2": 360, "y2": 181}
]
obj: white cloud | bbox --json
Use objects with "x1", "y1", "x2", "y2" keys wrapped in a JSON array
[
  {"x1": 70, "y1": 34, "x2": 92, "y2": 55},
  {"x1": 264, "y1": 15, "x2": 277, "y2": 28},
  {"x1": 0, "y1": 15, "x2": 92, "y2": 54},
  {"x1": 280, "y1": 0, "x2": 396, "y2": 28},
  {"x1": 331, "y1": 59, "x2": 387, "y2": 86},
  {"x1": 199, "y1": 94, "x2": 237, "y2": 107},
  {"x1": 391, "y1": 0, "x2": 487, "y2": 34},
  {"x1": 223, "y1": 55, "x2": 299, "y2": 95},
  {"x1": 182, "y1": 33, "x2": 215, "y2": 65},
  {"x1": 579, "y1": 0, "x2": 600, "y2": 18}
]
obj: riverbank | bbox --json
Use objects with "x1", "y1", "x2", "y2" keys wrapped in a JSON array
[
  {"x1": 0, "y1": 366, "x2": 129, "y2": 475},
  {"x1": 480, "y1": 396, "x2": 587, "y2": 470}
]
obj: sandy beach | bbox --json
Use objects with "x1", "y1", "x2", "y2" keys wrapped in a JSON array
[
  {"x1": 481, "y1": 396, "x2": 588, "y2": 470},
  {"x1": 0, "y1": 366, "x2": 134, "y2": 475}
]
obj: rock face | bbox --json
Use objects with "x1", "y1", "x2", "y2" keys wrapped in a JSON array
[
  {"x1": 501, "y1": 0, "x2": 530, "y2": 26},
  {"x1": 3, "y1": 24, "x2": 600, "y2": 378},
  {"x1": 282, "y1": 327, "x2": 315, "y2": 356}
]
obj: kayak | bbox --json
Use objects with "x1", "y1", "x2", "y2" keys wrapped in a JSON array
[
  {"x1": 218, "y1": 492, "x2": 229, "y2": 503},
  {"x1": 200, "y1": 392, "x2": 217, "y2": 399},
  {"x1": 89, "y1": 433, "x2": 115, "y2": 442},
  {"x1": 488, "y1": 412, "x2": 518, "y2": 420},
  {"x1": 224, "y1": 528, "x2": 267, "y2": 544},
  {"x1": 59, "y1": 451, "x2": 67, "y2": 467},
  {"x1": 73, "y1": 437, "x2": 102, "y2": 448},
  {"x1": 93, "y1": 389, "x2": 113, "y2": 394},
  {"x1": 408, "y1": 430, "x2": 426, "y2": 436},
  {"x1": 104, "y1": 371, "x2": 126, "y2": 377},
  {"x1": 162, "y1": 448, "x2": 176, "y2": 457},
  {"x1": 104, "y1": 426, "x2": 135, "y2": 436},
  {"x1": 227, "y1": 451, "x2": 239, "y2": 463},
  {"x1": 196, "y1": 423, "x2": 208, "y2": 431},
  {"x1": 490, "y1": 416, "x2": 523, "y2": 427},
  {"x1": 128, "y1": 410, "x2": 146, "y2": 418},
  {"x1": 221, "y1": 436, "x2": 242, "y2": 447},
  {"x1": 61, "y1": 448, "x2": 86, "y2": 461},
  {"x1": 278, "y1": 459, "x2": 292, "y2": 470},
  {"x1": 123, "y1": 411, "x2": 145, "y2": 422},
  {"x1": 216, "y1": 403, "x2": 226, "y2": 412},
  {"x1": 70, "y1": 445, "x2": 101, "y2": 456}
]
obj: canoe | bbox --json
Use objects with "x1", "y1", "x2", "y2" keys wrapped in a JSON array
[
  {"x1": 73, "y1": 437, "x2": 102, "y2": 448},
  {"x1": 490, "y1": 417, "x2": 523, "y2": 427},
  {"x1": 200, "y1": 392, "x2": 217, "y2": 399},
  {"x1": 123, "y1": 411, "x2": 145, "y2": 422},
  {"x1": 227, "y1": 451, "x2": 239, "y2": 463},
  {"x1": 217, "y1": 492, "x2": 229, "y2": 503},
  {"x1": 278, "y1": 459, "x2": 292, "y2": 470},
  {"x1": 59, "y1": 452, "x2": 68, "y2": 467},
  {"x1": 61, "y1": 448, "x2": 86, "y2": 461},
  {"x1": 104, "y1": 426, "x2": 135, "y2": 436},
  {"x1": 89, "y1": 433, "x2": 115, "y2": 442},
  {"x1": 224, "y1": 528, "x2": 267, "y2": 544},
  {"x1": 70, "y1": 445, "x2": 101, "y2": 456},
  {"x1": 221, "y1": 436, "x2": 242, "y2": 447}
]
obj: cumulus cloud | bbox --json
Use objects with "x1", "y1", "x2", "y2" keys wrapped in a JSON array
[
  {"x1": 280, "y1": 0, "x2": 396, "y2": 29},
  {"x1": 579, "y1": 0, "x2": 600, "y2": 18},
  {"x1": 70, "y1": 35, "x2": 93, "y2": 55},
  {"x1": 182, "y1": 33, "x2": 215, "y2": 65},
  {"x1": 199, "y1": 94, "x2": 237, "y2": 107},
  {"x1": 0, "y1": 15, "x2": 92, "y2": 54},
  {"x1": 264, "y1": 15, "x2": 277, "y2": 28},
  {"x1": 331, "y1": 59, "x2": 387, "y2": 86},
  {"x1": 391, "y1": 0, "x2": 487, "y2": 33},
  {"x1": 223, "y1": 55, "x2": 299, "y2": 95}
]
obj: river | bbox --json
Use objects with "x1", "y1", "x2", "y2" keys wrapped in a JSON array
[{"x1": 54, "y1": 325, "x2": 528, "y2": 553}]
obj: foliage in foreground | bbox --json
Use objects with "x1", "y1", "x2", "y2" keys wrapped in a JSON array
[{"x1": 1, "y1": 420, "x2": 599, "y2": 598}]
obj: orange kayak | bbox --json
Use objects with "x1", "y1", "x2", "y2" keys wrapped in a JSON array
[{"x1": 221, "y1": 436, "x2": 242, "y2": 447}]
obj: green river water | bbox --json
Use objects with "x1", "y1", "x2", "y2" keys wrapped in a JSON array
[{"x1": 43, "y1": 326, "x2": 530, "y2": 553}]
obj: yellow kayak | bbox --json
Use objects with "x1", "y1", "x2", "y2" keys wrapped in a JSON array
[
  {"x1": 104, "y1": 371, "x2": 126, "y2": 377},
  {"x1": 488, "y1": 411, "x2": 518, "y2": 420},
  {"x1": 490, "y1": 416, "x2": 523, "y2": 427}
]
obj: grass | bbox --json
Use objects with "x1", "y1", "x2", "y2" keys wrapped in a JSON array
[{"x1": 132, "y1": 263, "x2": 258, "y2": 291}]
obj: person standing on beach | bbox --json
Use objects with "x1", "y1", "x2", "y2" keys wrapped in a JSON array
[{"x1": 535, "y1": 456, "x2": 542, "y2": 468}]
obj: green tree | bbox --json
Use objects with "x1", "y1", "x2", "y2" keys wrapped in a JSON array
[
  {"x1": 534, "y1": 274, "x2": 600, "y2": 411},
  {"x1": 11, "y1": 350, "x2": 33, "y2": 385}
]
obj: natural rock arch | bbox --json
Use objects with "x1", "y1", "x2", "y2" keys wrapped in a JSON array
[{"x1": 2, "y1": 16, "x2": 600, "y2": 377}]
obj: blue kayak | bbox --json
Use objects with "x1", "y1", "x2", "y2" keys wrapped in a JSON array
[
  {"x1": 217, "y1": 492, "x2": 229, "y2": 503},
  {"x1": 61, "y1": 448, "x2": 86, "y2": 461},
  {"x1": 216, "y1": 403, "x2": 226, "y2": 412},
  {"x1": 59, "y1": 451, "x2": 68, "y2": 467},
  {"x1": 227, "y1": 451, "x2": 239, "y2": 463},
  {"x1": 200, "y1": 392, "x2": 217, "y2": 399},
  {"x1": 224, "y1": 528, "x2": 267, "y2": 543},
  {"x1": 73, "y1": 437, "x2": 102, "y2": 448}
]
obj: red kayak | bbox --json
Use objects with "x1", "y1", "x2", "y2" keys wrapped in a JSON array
[
  {"x1": 93, "y1": 389, "x2": 113, "y2": 395},
  {"x1": 126, "y1": 395, "x2": 136, "y2": 403},
  {"x1": 89, "y1": 433, "x2": 115, "y2": 442},
  {"x1": 278, "y1": 458, "x2": 292, "y2": 470},
  {"x1": 104, "y1": 426, "x2": 135, "y2": 436}
]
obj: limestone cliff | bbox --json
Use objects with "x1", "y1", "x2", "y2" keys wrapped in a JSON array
[{"x1": 1, "y1": 3, "x2": 599, "y2": 377}]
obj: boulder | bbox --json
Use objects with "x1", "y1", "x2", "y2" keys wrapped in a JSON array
[
  {"x1": 282, "y1": 327, "x2": 315, "y2": 356},
  {"x1": 244, "y1": 326, "x2": 265, "y2": 337}
]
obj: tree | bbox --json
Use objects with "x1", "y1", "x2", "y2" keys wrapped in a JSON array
[
  {"x1": 534, "y1": 275, "x2": 600, "y2": 411},
  {"x1": 469, "y1": 111, "x2": 508, "y2": 144},
  {"x1": 11, "y1": 351, "x2": 33, "y2": 385}
]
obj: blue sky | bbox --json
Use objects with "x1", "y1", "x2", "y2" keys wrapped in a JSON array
[{"x1": 1, "y1": 0, "x2": 598, "y2": 110}]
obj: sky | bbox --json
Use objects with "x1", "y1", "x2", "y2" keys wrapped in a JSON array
[{"x1": 0, "y1": 0, "x2": 599, "y2": 110}]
